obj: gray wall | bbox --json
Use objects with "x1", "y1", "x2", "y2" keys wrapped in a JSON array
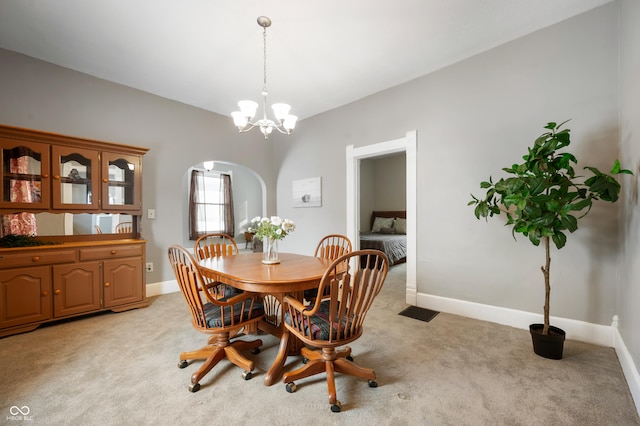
[
  {"x1": 0, "y1": 1, "x2": 637, "y2": 379},
  {"x1": 619, "y1": 0, "x2": 640, "y2": 382},
  {"x1": 0, "y1": 48, "x2": 277, "y2": 285},
  {"x1": 274, "y1": 4, "x2": 628, "y2": 334},
  {"x1": 359, "y1": 154, "x2": 407, "y2": 232}
]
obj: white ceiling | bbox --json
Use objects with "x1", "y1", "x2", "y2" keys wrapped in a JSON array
[{"x1": 0, "y1": 0, "x2": 614, "y2": 121}]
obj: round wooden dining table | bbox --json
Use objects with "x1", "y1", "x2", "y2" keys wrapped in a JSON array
[{"x1": 198, "y1": 252, "x2": 333, "y2": 386}]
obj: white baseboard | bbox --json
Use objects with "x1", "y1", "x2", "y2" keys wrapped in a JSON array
[
  {"x1": 146, "y1": 280, "x2": 179, "y2": 297},
  {"x1": 416, "y1": 292, "x2": 613, "y2": 346},
  {"x1": 613, "y1": 326, "x2": 640, "y2": 416}
]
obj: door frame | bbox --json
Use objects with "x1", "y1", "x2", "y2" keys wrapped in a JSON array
[{"x1": 346, "y1": 130, "x2": 417, "y2": 305}]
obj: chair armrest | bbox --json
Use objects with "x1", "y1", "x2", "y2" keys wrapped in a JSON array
[
  {"x1": 283, "y1": 294, "x2": 320, "y2": 316},
  {"x1": 282, "y1": 295, "x2": 306, "y2": 311}
]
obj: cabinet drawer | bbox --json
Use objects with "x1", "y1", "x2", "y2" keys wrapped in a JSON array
[
  {"x1": 0, "y1": 250, "x2": 77, "y2": 268},
  {"x1": 80, "y1": 245, "x2": 143, "y2": 261}
]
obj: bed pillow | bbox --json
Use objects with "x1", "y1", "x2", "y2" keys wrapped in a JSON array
[
  {"x1": 371, "y1": 216, "x2": 394, "y2": 233},
  {"x1": 393, "y1": 217, "x2": 407, "y2": 234},
  {"x1": 379, "y1": 226, "x2": 395, "y2": 234}
]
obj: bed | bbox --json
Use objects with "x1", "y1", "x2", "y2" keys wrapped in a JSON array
[{"x1": 359, "y1": 210, "x2": 407, "y2": 265}]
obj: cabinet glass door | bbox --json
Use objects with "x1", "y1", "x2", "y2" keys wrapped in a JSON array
[
  {"x1": 0, "y1": 140, "x2": 50, "y2": 209},
  {"x1": 102, "y1": 152, "x2": 141, "y2": 212},
  {"x1": 52, "y1": 146, "x2": 99, "y2": 210}
]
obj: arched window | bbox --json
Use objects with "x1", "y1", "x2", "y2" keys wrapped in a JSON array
[{"x1": 188, "y1": 169, "x2": 234, "y2": 239}]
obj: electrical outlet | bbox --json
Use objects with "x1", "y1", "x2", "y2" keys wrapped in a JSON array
[
  {"x1": 147, "y1": 209, "x2": 156, "y2": 219},
  {"x1": 145, "y1": 262, "x2": 153, "y2": 272}
]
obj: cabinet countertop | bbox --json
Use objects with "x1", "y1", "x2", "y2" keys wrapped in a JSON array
[{"x1": 0, "y1": 239, "x2": 146, "y2": 253}]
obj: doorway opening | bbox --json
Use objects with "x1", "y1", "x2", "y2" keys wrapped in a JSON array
[{"x1": 346, "y1": 131, "x2": 417, "y2": 305}]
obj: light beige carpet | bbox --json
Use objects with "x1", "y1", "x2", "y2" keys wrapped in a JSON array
[{"x1": 1, "y1": 263, "x2": 638, "y2": 425}]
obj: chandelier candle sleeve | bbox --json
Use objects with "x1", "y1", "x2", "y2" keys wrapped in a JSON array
[{"x1": 231, "y1": 16, "x2": 297, "y2": 139}]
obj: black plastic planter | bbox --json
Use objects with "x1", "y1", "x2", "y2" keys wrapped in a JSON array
[{"x1": 529, "y1": 324, "x2": 566, "y2": 360}]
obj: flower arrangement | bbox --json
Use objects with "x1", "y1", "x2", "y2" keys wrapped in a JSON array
[{"x1": 249, "y1": 216, "x2": 295, "y2": 241}]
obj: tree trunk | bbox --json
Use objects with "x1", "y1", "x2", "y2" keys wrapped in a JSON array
[{"x1": 540, "y1": 236, "x2": 551, "y2": 335}]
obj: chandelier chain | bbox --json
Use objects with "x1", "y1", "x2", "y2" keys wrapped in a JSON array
[{"x1": 262, "y1": 25, "x2": 268, "y2": 94}]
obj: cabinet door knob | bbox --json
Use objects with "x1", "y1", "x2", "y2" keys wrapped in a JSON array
[
  {"x1": 54, "y1": 289, "x2": 61, "y2": 295},
  {"x1": 53, "y1": 175, "x2": 60, "y2": 180},
  {"x1": 41, "y1": 290, "x2": 49, "y2": 297},
  {"x1": 42, "y1": 173, "x2": 49, "y2": 178},
  {"x1": 32, "y1": 256, "x2": 40, "y2": 262},
  {"x1": 104, "y1": 282, "x2": 111, "y2": 287},
  {"x1": 103, "y1": 178, "x2": 109, "y2": 183},
  {"x1": 111, "y1": 250, "x2": 117, "y2": 255}
]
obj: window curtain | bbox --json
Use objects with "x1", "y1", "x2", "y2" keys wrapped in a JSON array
[
  {"x1": 221, "y1": 173, "x2": 235, "y2": 236},
  {"x1": 188, "y1": 170, "x2": 234, "y2": 240},
  {"x1": 189, "y1": 169, "x2": 204, "y2": 240}
]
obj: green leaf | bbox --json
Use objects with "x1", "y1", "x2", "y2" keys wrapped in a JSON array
[
  {"x1": 528, "y1": 231, "x2": 541, "y2": 246},
  {"x1": 545, "y1": 200, "x2": 560, "y2": 212},
  {"x1": 480, "y1": 181, "x2": 492, "y2": 189},
  {"x1": 567, "y1": 198, "x2": 592, "y2": 212},
  {"x1": 474, "y1": 202, "x2": 489, "y2": 219},
  {"x1": 611, "y1": 159, "x2": 621, "y2": 174},
  {"x1": 560, "y1": 214, "x2": 578, "y2": 232},
  {"x1": 610, "y1": 159, "x2": 634, "y2": 175},
  {"x1": 552, "y1": 231, "x2": 567, "y2": 249},
  {"x1": 503, "y1": 194, "x2": 522, "y2": 206}
]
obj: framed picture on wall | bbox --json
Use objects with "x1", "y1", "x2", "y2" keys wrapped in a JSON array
[{"x1": 293, "y1": 177, "x2": 321, "y2": 208}]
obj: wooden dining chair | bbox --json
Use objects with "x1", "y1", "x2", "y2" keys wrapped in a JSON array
[
  {"x1": 167, "y1": 245, "x2": 264, "y2": 392},
  {"x1": 314, "y1": 234, "x2": 352, "y2": 260},
  {"x1": 115, "y1": 222, "x2": 132, "y2": 233},
  {"x1": 194, "y1": 233, "x2": 239, "y2": 259},
  {"x1": 193, "y1": 233, "x2": 243, "y2": 300},
  {"x1": 304, "y1": 234, "x2": 352, "y2": 303},
  {"x1": 282, "y1": 249, "x2": 389, "y2": 412}
]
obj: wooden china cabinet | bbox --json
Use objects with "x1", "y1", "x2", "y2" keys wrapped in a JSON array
[{"x1": 0, "y1": 124, "x2": 149, "y2": 338}]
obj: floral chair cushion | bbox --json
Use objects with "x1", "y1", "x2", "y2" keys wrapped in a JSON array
[
  {"x1": 284, "y1": 301, "x2": 354, "y2": 341},
  {"x1": 203, "y1": 300, "x2": 263, "y2": 328}
]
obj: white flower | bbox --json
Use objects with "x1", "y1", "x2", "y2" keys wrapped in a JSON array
[
  {"x1": 250, "y1": 215, "x2": 295, "y2": 241},
  {"x1": 270, "y1": 216, "x2": 282, "y2": 226}
]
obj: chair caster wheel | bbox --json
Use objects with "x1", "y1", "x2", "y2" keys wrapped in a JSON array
[
  {"x1": 368, "y1": 380, "x2": 378, "y2": 388},
  {"x1": 251, "y1": 347, "x2": 261, "y2": 355},
  {"x1": 189, "y1": 383, "x2": 200, "y2": 393},
  {"x1": 178, "y1": 360, "x2": 189, "y2": 369},
  {"x1": 285, "y1": 382, "x2": 297, "y2": 393},
  {"x1": 346, "y1": 355, "x2": 354, "y2": 362},
  {"x1": 330, "y1": 401, "x2": 342, "y2": 413},
  {"x1": 242, "y1": 371, "x2": 254, "y2": 381}
]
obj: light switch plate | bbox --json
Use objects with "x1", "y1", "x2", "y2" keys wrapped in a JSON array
[{"x1": 147, "y1": 209, "x2": 155, "y2": 219}]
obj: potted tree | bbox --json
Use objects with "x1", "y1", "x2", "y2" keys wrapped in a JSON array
[{"x1": 468, "y1": 121, "x2": 632, "y2": 359}]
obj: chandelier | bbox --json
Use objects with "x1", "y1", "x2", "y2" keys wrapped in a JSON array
[{"x1": 231, "y1": 16, "x2": 297, "y2": 139}]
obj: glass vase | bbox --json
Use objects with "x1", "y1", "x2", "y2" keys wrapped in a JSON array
[{"x1": 262, "y1": 237, "x2": 280, "y2": 264}]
